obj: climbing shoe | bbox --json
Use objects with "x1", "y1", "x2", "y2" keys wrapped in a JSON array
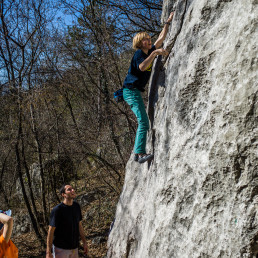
[
  {"x1": 134, "y1": 154, "x2": 139, "y2": 162},
  {"x1": 138, "y1": 154, "x2": 154, "y2": 164}
]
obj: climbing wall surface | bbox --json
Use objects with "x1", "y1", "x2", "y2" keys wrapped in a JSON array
[{"x1": 107, "y1": 0, "x2": 257, "y2": 257}]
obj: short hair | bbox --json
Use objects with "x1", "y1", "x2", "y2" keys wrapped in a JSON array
[
  {"x1": 133, "y1": 32, "x2": 150, "y2": 50},
  {"x1": 59, "y1": 184, "x2": 67, "y2": 195}
]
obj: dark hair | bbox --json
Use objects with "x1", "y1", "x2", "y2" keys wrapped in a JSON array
[{"x1": 59, "y1": 184, "x2": 67, "y2": 195}]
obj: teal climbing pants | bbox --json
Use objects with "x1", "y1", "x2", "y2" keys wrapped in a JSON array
[{"x1": 123, "y1": 88, "x2": 149, "y2": 154}]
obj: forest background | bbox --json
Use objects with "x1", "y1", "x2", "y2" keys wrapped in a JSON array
[{"x1": 0, "y1": 0, "x2": 164, "y2": 256}]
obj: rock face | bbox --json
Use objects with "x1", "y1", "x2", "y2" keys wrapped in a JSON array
[
  {"x1": 107, "y1": 0, "x2": 257, "y2": 257},
  {"x1": 15, "y1": 156, "x2": 74, "y2": 201}
]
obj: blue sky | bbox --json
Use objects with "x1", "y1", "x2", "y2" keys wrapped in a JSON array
[{"x1": 53, "y1": 10, "x2": 77, "y2": 28}]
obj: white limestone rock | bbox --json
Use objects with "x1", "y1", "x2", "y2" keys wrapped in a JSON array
[{"x1": 107, "y1": 0, "x2": 258, "y2": 257}]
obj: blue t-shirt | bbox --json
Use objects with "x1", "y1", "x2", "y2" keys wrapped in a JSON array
[
  {"x1": 49, "y1": 202, "x2": 82, "y2": 249},
  {"x1": 123, "y1": 45, "x2": 156, "y2": 92}
]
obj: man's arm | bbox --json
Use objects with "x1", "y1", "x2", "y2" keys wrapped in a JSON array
[
  {"x1": 154, "y1": 12, "x2": 174, "y2": 49},
  {"x1": 79, "y1": 221, "x2": 88, "y2": 255},
  {"x1": 46, "y1": 226, "x2": 55, "y2": 258},
  {"x1": 0, "y1": 213, "x2": 13, "y2": 243}
]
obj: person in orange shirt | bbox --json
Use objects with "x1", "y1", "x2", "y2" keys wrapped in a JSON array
[{"x1": 0, "y1": 210, "x2": 18, "y2": 258}]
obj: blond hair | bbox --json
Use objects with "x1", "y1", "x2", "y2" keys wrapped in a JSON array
[{"x1": 132, "y1": 32, "x2": 150, "y2": 50}]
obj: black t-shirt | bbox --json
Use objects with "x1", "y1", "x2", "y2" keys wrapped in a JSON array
[
  {"x1": 49, "y1": 202, "x2": 82, "y2": 249},
  {"x1": 123, "y1": 45, "x2": 156, "y2": 92}
]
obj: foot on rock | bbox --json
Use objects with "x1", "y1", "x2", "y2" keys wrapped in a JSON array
[{"x1": 138, "y1": 154, "x2": 154, "y2": 164}]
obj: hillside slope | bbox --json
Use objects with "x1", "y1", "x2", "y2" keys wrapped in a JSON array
[{"x1": 107, "y1": 0, "x2": 258, "y2": 257}]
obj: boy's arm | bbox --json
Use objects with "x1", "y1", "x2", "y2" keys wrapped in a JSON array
[
  {"x1": 46, "y1": 226, "x2": 55, "y2": 258},
  {"x1": 154, "y1": 12, "x2": 174, "y2": 49},
  {"x1": 0, "y1": 213, "x2": 13, "y2": 243},
  {"x1": 139, "y1": 49, "x2": 168, "y2": 71}
]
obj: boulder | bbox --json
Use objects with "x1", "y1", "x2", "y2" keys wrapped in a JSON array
[{"x1": 107, "y1": 0, "x2": 258, "y2": 257}]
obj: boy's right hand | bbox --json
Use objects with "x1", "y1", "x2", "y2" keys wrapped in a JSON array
[{"x1": 155, "y1": 49, "x2": 169, "y2": 56}]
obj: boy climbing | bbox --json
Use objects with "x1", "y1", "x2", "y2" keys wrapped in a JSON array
[{"x1": 123, "y1": 12, "x2": 174, "y2": 164}]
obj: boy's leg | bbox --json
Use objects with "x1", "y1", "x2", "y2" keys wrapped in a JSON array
[
  {"x1": 123, "y1": 88, "x2": 149, "y2": 154},
  {"x1": 132, "y1": 101, "x2": 149, "y2": 154}
]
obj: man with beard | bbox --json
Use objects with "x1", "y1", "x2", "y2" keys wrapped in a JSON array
[{"x1": 46, "y1": 185, "x2": 88, "y2": 258}]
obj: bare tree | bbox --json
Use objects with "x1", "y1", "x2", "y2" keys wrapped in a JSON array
[
  {"x1": 0, "y1": 0, "x2": 163, "y2": 253},
  {"x1": 0, "y1": 0, "x2": 54, "y2": 243}
]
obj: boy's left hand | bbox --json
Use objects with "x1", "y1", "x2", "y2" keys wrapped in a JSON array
[{"x1": 167, "y1": 12, "x2": 174, "y2": 23}]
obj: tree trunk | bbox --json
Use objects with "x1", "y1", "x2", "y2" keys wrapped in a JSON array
[{"x1": 30, "y1": 103, "x2": 48, "y2": 224}]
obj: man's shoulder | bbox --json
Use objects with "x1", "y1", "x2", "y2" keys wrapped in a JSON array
[{"x1": 51, "y1": 203, "x2": 64, "y2": 212}]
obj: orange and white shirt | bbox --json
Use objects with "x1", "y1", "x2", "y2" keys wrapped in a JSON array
[{"x1": 0, "y1": 235, "x2": 18, "y2": 258}]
